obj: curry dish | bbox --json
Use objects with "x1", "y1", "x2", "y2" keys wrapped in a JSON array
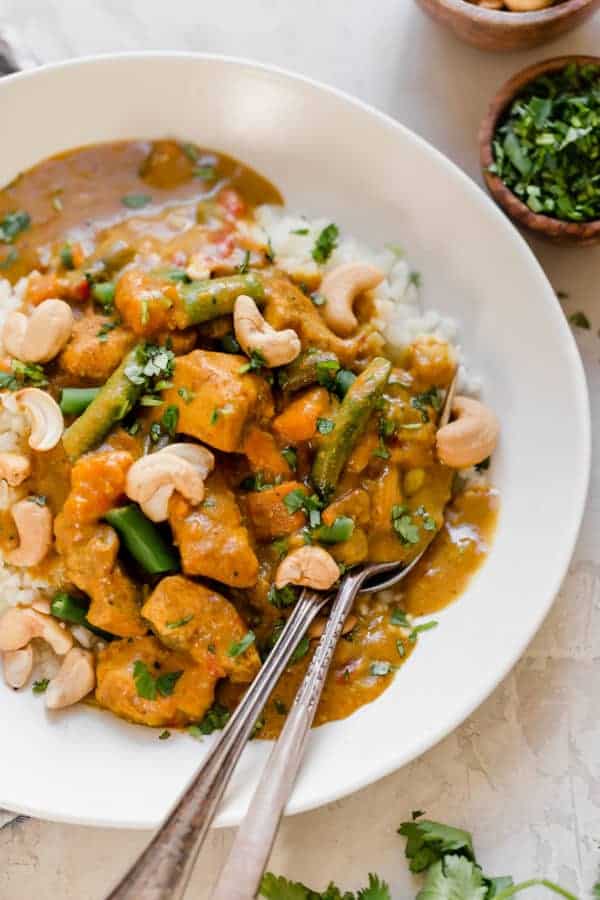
[{"x1": 0, "y1": 140, "x2": 499, "y2": 737}]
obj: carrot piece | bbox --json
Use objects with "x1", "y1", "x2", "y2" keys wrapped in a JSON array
[
  {"x1": 273, "y1": 387, "x2": 331, "y2": 444},
  {"x1": 243, "y1": 425, "x2": 292, "y2": 479}
]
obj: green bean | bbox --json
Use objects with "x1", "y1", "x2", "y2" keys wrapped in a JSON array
[
  {"x1": 104, "y1": 505, "x2": 179, "y2": 574},
  {"x1": 312, "y1": 357, "x2": 392, "y2": 499},
  {"x1": 278, "y1": 349, "x2": 340, "y2": 392},
  {"x1": 62, "y1": 345, "x2": 144, "y2": 460},
  {"x1": 175, "y1": 273, "x2": 264, "y2": 327},
  {"x1": 59, "y1": 387, "x2": 101, "y2": 416},
  {"x1": 50, "y1": 592, "x2": 114, "y2": 640}
]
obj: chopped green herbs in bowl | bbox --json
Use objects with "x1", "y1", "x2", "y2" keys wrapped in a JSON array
[{"x1": 480, "y1": 56, "x2": 600, "y2": 244}]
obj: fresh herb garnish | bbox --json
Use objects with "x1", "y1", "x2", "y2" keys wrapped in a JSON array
[
  {"x1": 411, "y1": 387, "x2": 442, "y2": 423},
  {"x1": 221, "y1": 333, "x2": 242, "y2": 354},
  {"x1": 312, "y1": 223, "x2": 339, "y2": 264},
  {"x1": 291, "y1": 227, "x2": 309, "y2": 235},
  {"x1": 490, "y1": 63, "x2": 600, "y2": 222},
  {"x1": 268, "y1": 584, "x2": 298, "y2": 609},
  {"x1": 0, "y1": 210, "x2": 30, "y2": 243},
  {"x1": 391, "y1": 505, "x2": 420, "y2": 545},
  {"x1": 0, "y1": 359, "x2": 48, "y2": 391},
  {"x1": 370, "y1": 661, "x2": 392, "y2": 677},
  {"x1": 91, "y1": 281, "x2": 116, "y2": 312},
  {"x1": 228, "y1": 631, "x2": 256, "y2": 658},
  {"x1": 28, "y1": 495, "x2": 47, "y2": 506},
  {"x1": 32, "y1": 678, "x2": 49, "y2": 694},
  {"x1": 0, "y1": 248, "x2": 18, "y2": 269},
  {"x1": 121, "y1": 193, "x2": 152, "y2": 209},
  {"x1": 391, "y1": 608, "x2": 410, "y2": 627},
  {"x1": 569, "y1": 311, "x2": 591, "y2": 329},
  {"x1": 158, "y1": 730, "x2": 171, "y2": 740},
  {"x1": 133, "y1": 660, "x2": 183, "y2": 700},
  {"x1": 194, "y1": 165, "x2": 217, "y2": 180},
  {"x1": 408, "y1": 620, "x2": 438, "y2": 642},
  {"x1": 238, "y1": 249, "x2": 251, "y2": 274},
  {"x1": 188, "y1": 702, "x2": 231, "y2": 737},
  {"x1": 166, "y1": 614, "x2": 194, "y2": 629},
  {"x1": 97, "y1": 318, "x2": 121, "y2": 342},
  {"x1": 239, "y1": 349, "x2": 267, "y2": 374},
  {"x1": 313, "y1": 516, "x2": 354, "y2": 545},
  {"x1": 281, "y1": 447, "x2": 297, "y2": 470},
  {"x1": 178, "y1": 386, "x2": 196, "y2": 404},
  {"x1": 161, "y1": 404, "x2": 179, "y2": 436},
  {"x1": 316, "y1": 417, "x2": 335, "y2": 435}
]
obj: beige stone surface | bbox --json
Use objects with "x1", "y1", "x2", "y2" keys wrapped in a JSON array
[{"x1": 1, "y1": 1, "x2": 600, "y2": 897}]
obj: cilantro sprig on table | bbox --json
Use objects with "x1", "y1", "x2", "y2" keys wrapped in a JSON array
[
  {"x1": 260, "y1": 814, "x2": 578, "y2": 899},
  {"x1": 489, "y1": 63, "x2": 600, "y2": 223}
]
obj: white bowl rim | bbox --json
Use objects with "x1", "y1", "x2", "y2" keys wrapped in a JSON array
[{"x1": 0, "y1": 51, "x2": 591, "y2": 828}]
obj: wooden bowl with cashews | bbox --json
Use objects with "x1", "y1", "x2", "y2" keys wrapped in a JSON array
[{"x1": 414, "y1": 0, "x2": 600, "y2": 51}]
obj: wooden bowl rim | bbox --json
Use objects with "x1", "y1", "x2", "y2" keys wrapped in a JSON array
[
  {"x1": 433, "y1": 0, "x2": 599, "y2": 25},
  {"x1": 479, "y1": 55, "x2": 600, "y2": 241}
]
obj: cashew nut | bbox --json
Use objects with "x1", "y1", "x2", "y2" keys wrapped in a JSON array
[
  {"x1": 234, "y1": 294, "x2": 301, "y2": 367},
  {"x1": 45, "y1": 647, "x2": 95, "y2": 710},
  {"x1": 15, "y1": 388, "x2": 64, "y2": 451},
  {"x1": 436, "y1": 396, "x2": 499, "y2": 469},
  {"x1": 319, "y1": 263, "x2": 384, "y2": 338},
  {"x1": 504, "y1": 0, "x2": 554, "y2": 9},
  {"x1": 126, "y1": 442, "x2": 215, "y2": 522},
  {"x1": 0, "y1": 607, "x2": 73, "y2": 655},
  {"x1": 3, "y1": 299, "x2": 74, "y2": 363},
  {"x1": 0, "y1": 452, "x2": 31, "y2": 486},
  {"x1": 2, "y1": 645, "x2": 34, "y2": 688},
  {"x1": 275, "y1": 546, "x2": 340, "y2": 591},
  {"x1": 6, "y1": 498, "x2": 53, "y2": 567}
]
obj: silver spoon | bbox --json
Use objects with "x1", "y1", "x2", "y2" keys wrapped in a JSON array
[{"x1": 208, "y1": 551, "x2": 427, "y2": 900}]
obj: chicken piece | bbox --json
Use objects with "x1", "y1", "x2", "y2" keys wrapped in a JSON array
[
  {"x1": 161, "y1": 350, "x2": 273, "y2": 453},
  {"x1": 142, "y1": 576, "x2": 260, "y2": 684},
  {"x1": 244, "y1": 482, "x2": 307, "y2": 541},
  {"x1": 115, "y1": 268, "x2": 178, "y2": 336},
  {"x1": 59, "y1": 311, "x2": 136, "y2": 382},
  {"x1": 95, "y1": 636, "x2": 217, "y2": 727},
  {"x1": 170, "y1": 471, "x2": 259, "y2": 588},
  {"x1": 54, "y1": 450, "x2": 145, "y2": 637}
]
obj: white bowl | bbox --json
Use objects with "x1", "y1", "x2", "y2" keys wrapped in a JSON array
[{"x1": 0, "y1": 53, "x2": 590, "y2": 829}]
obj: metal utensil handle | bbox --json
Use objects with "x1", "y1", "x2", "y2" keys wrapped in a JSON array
[
  {"x1": 106, "y1": 589, "x2": 327, "y2": 900},
  {"x1": 210, "y1": 570, "x2": 367, "y2": 900}
]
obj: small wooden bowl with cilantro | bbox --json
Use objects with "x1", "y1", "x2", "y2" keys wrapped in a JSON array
[{"x1": 480, "y1": 56, "x2": 600, "y2": 245}]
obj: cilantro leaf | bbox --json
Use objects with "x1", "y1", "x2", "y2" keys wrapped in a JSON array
[
  {"x1": 133, "y1": 660, "x2": 158, "y2": 700},
  {"x1": 357, "y1": 875, "x2": 391, "y2": 900},
  {"x1": 312, "y1": 223, "x2": 339, "y2": 264},
  {"x1": 398, "y1": 819, "x2": 475, "y2": 873},
  {"x1": 188, "y1": 702, "x2": 231, "y2": 737},
  {"x1": 121, "y1": 193, "x2": 152, "y2": 209},
  {"x1": 416, "y1": 856, "x2": 487, "y2": 900},
  {"x1": 0, "y1": 210, "x2": 30, "y2": 243},
  {"x1": 228, "y1": 631, "x2": 256, "y2": 658},
  {"x1": 569, "y1": 311, "x2": 590, "y2": 330}
]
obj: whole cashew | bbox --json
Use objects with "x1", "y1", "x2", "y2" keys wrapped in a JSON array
[
  {"x1": 0, "y1": 607, "x2": 73, "y2": 655},
  {"x1": 319, "y1": 263, "x2": 384, "y2": 338},
  {"x1": 0, "y1": 452, "x2": 31, "y2": 486},
  {"x1": 275, "y1": 546, "x2": 340, "y2": 591},
  {"x1": 2, "y1": 645, "x2": 34, "y2": 688},
  {"x1": 45, "y1": 647, "x2": 95, "y2": 710},
  {"x1": 126, "y1": 443, "x2": 214, "y2": 522},
  {"x1": 15, "y1": 388, "x2": 64, "y2": 451},
  {"x1": 6, "y1": 498, "x2": 53, "y2": 567},
  {"x1": 3, "y1": 299, "x2": 74, "y2": 363},
  {"x1": 436, "y1": 396, "x2": 499, "y2": 469},
  {"x1": 234, "y1": 294, "x2": 301, "y2": 367}
]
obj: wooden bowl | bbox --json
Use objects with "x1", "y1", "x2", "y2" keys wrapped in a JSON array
[
  {"x1": 480, "y1": 56, "x2": 600, "y2": 245},
  {"x1": 415, "y1": 0, "x2": 600, "y2": 52}
]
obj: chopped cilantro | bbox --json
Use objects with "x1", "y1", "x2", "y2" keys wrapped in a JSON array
[
  {"x1": 228, "y1": 631, "x2": 256, "y2": 658},
  {"x1": 97, "y1": 318, "x2": 121, "y2": 342},
  {"x1": 408, "y1": 271, "x2": 422, "y2": 288},
  {"x1": 290, "y1": 227, "x2": 309, "y2": 235},
  {"x1": 194, "y1": 165, "x2": 217, "y2": 180},
  {"x1": 312, "y1": 223, "x2": 339, "y2": 264},
  {"x1": 239, "y1": 348, "x2": 267, "y2": 374},
  {"x1": 0, "y1": 210, "x2": 30, "y2": 243},
  {"x1": 158, "y1": 730, "x2": 171, "y2": 740},
  {"x1": 28, "y1": 495, "x2": 47, "y2": 507},
  {"x1": 569, "y1": 311, "x2": 591, "y2": 329},
  {"x1": 283, "y1": 488, "x2": 308, "y2": 514},
  {"x1": 161, "y1": 404, "x2": 179, "y2": 436},
  {"x1": 274, "y1": 699, "x2": 288, "y2": 715},
  {"x1": 0, "y1": 248, "x2": 18, "y2": 269},
  {"x1": 0, "y1": 360, "x2": 48, "y2": 391},
  {"x1": 32, "y1": 678, "x2": 49, "y2": 694},
  {"x1": 166, "y1": 614, "x2": 194, "y2": 629},
  {"x1": 411, "y1": 387, "x2": 442, "y2": 423},
  {"x1": 370, "y1": 661, "x2": 392, "y2": 677},
  {"x1": 221, "y1": 333, "x2": 242, "y2": 354},
  {"x1": 408, "y1": 620, "x2": 438, "y2": 642},
  {"x1": 391, "y1": 505, "x2": 420, "y2": 545},
  {"x1": 133, "y1": 660, "x2": 183, "y2": 700},
  {"x1": 272, "y1": 537, "x2": 289, "y2": 560},
  {"x1": 189, "y1": 702, "x2": 231, "y2": 737},
  {"x1": 121, "y1": 193, "x2": 152, "y2": 209},
  {"x1": 268, "y1": 584, "x2": 298, "y2": 609},
  {"x1": 178, "y1": 386, "x2": 196, "y2": 404},
  {"x1": 316, "y1": 417, "x2": 335, "y2": 435},
  {"x1": 391, "y1": 608, "x2": 410, "y2": 627}
]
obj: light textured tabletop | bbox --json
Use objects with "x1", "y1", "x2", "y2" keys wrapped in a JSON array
[{"x1": 0, "y1": 1, "x2": 599, "y2": 897}]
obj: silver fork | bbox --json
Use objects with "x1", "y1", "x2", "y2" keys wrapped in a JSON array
[
  {"x1": 106, "y1": 587, "x2": 331, "y2": 900},
  {"x1": 208, "y1": 552, "x2": 427, "y2": 900}
]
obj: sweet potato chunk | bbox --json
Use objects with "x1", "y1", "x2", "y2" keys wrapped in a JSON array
[
  {"x1": 242, "y1": 425, "x2": 291, "y2": 480},
  {"x1": 170, "y1": 471, "x2": 259, "y2": 587},
  {"x1": 59, "y1": 312, "x2": 136, "y2": 382},
  {"x1": 245, "y1": 482, "x2": 306, "y2": 541},
  {"x1": 142, "y1": 576, "x2": 260, "y2": 684},
  {"x1": 96, "y1": 636, "x2": 217, "y2": 727},
  {"x1": 273, "y1": 387, "x2": 331, "y2": 444},
  {"x1": 162, "y1": 351, "x2": 272, "y2": 453}
]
